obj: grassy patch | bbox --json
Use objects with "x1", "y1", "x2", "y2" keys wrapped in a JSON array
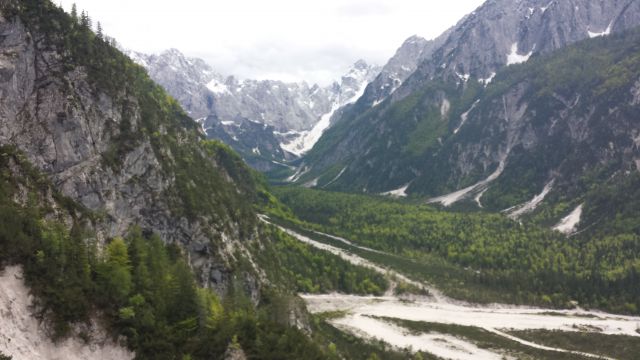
[{"x1": 508, "y1": 329, "x2": 640, "y2": 360}]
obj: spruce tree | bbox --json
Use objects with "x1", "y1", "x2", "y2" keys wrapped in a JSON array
[
  {"x1": 96, "y1": 21, "x2": 103, "y2": 39},
  {"x1": 70, "y1": 3, "x2": 77, "y2": 22},
  {"x1": 79, "y1": 10, "x2": 91, "y2": 29}
]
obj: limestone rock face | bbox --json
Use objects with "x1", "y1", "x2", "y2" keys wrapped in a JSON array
[
  {"x1": 0, "y1": 13, "x2": 260, "y2": 297},
  {"x1": 405, "y1": 0, "x2": 640, "y2": 91},
  {"x1": 356, "y1": 33, "x2": 450, "y2": 109},
  {"x1": 352, "y1": 0, "x2": 640, "y2": 112}
]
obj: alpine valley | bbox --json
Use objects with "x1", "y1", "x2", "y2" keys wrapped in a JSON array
[{"x1": 1, "y1": 1, "x2": 640, "y2": 360}]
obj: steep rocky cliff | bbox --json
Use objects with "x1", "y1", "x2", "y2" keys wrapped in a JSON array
[{"x1": 0, "y1": 1, "x2": 265, "y2": 297}]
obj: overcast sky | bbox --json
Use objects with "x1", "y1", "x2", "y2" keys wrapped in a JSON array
[{"x1": 59, "y1": 0, "x2": 485, "y2": 85}]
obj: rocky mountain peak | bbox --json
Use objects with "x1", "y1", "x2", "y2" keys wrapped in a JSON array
[
  {"x1": 355, "y1": 31, "x2": 450, "y2": 108},
  {"x1": 338, "y1": 60, "x2": 381, "y2": 104},
  {"x1": 407, "y1": 0, "x2": 640, "y2": 88},
  {"x1": 352, "y1": 59, "x2": 370, "y2": 71},
  {"x1": 353, "y1": 0, "x2": 640, "y2": 112},
  {"x1": 299, "y1": 0, "x2": 640, "y2": 214},
  {"x1": 131, "y1": 47, "x2": 380, "y2": 168}
]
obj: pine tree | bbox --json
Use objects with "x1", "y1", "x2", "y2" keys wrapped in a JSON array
[
  {"x1": 96, "y1": 21, "x2": 103, "y2": 39},
  {"x1": 96, "y1": 238, "x2": 132, "y2": 305},
  {"x1": 79, "y1": 10, "x2": 91, "y2": 29},
  {"x1": 70, "y1": 3, "x2": 78, "y2": 22}
]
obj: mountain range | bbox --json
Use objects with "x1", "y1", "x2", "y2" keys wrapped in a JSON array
[
  {"x1": 126, "y1": 49, "x2": 380, "y2": 171},
  {"x1": 294, "y1": 0, "x2": 640, "y2": 233},
  {"x1": 121, "y1": 0, "x2": 640, "y2": 230},
  {"x1": 2, "y1": 0, "x2": 640, "y2": 359}
]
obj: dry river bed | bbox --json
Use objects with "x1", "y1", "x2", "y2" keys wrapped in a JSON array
[{"x1": 260, "y1": 215, "x2": 640, "y2": 360}]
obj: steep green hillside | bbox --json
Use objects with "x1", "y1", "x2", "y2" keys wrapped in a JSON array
[{"x1": 0, "y1": 145, "x2": 328, "y2": 358}]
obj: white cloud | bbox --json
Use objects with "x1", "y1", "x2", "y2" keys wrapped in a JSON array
[
  {"x1": 59, "y1": 0, "x2": 485, "y2": 85},
  {"x1": 336, "y1": 1, "x2": 393, "y2": 17}
]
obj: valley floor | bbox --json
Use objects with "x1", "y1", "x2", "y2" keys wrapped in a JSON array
[{"x1": 262, "y1": 216, "x2": 640, "y2": 360}]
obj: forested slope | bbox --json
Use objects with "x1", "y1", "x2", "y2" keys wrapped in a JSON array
[{"x1": 273, "y1": 186, "x2": 640, "y2": 314}]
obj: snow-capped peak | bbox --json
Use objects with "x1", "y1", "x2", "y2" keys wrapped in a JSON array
[{"x1": 281, "y1": 60, "x2": 381, "y2": 156}]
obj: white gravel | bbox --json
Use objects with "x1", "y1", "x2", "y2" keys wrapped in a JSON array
[
  {"x1": 264, "y1": 218, "x2": 640, "y2": 358},
  {"x1": 506, "y1": 180, "x2": 554, "y2": 219},
  {"x1": 0, "y1": 266, "x2": 134, "y2": 360},
  {"x1": 427, "y1": 161, "x2": 506, "y2": 207},
  {"x1": 554, "y1": 203, "x2": 584, "y2": 234},
  {"x1": 333, "y1": 314, "x2": 507, "y2": 360}
]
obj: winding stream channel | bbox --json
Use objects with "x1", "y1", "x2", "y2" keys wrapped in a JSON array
[{"x1": 259, "y1": 215, "x2": 640, "y2": 360}]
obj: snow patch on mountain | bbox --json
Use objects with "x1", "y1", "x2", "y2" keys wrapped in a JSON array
[
  {"x1": 281, "y1": 103, "x2": 340, "y2": 156},
  {"x1": 456, "y1": 72, "x2": 471, "y2": 82},
  {"x1": 324, "y1": 166, "x2": 348, "y2": 188},
  {"x1": 303, "y1": 177, "x2": 320, "y2": 188},
  {"x1": 507, "y1": 43, "x2": 534, "y2": 65},
  {"x1": 481, "y1": 72, "x2": 497, "y2": 86},
  {"x1": 588, "y1": 22, "x2": 613, "y2": 38},
  {"x1": 540, "y1": 1, "x2": 555, "y2": 13},
  {"x1": 206, "y1": 78, "x2": 230, "y2": 94},
  {"x1": 286, "y1": 165, "x2": 311, "y2": 183},
  {"x1": 281, "y1": 65, "x2": 375, "y2": 156}
]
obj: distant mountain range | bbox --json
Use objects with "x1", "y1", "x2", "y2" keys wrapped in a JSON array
[{"x1": 126, "y1": 49, "x2": 380, "y2": 171}]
